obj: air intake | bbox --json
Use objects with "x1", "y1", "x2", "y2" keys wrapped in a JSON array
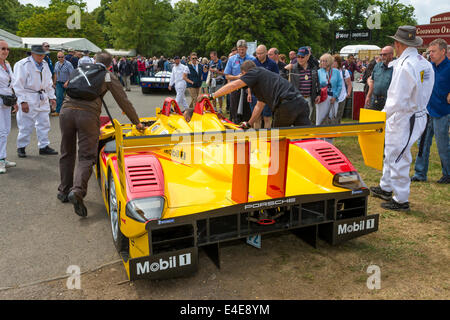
[
  {"x1": 315, "y1": 147, "x2": 346, "y2": 165},
  {"x1": 127, "y1": 165, "x2": 158, "y2": 188}
]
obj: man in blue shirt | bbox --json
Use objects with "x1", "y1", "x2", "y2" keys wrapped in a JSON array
[
  {"x1": 252, "y1": 44, "x2": 279, "y2": 128},
  {"x1": 412, "y1": 39, "x2": 450, "y2": 184},
  {"x1": 51, "y1": 51, "x2": 74, "y2": 116},
  {"x1": 365, "y1": 46, "x2": 394, "y2": 110},
  {"x1": 224, "y1": 39, "x2": 256, "y2": 123}
]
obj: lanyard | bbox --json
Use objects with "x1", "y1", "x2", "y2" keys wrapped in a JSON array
[{"x1": 326, "y1": 69, "x2": 333, "y2": 83}]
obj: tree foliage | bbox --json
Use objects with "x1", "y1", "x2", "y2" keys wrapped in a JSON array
[
  {"x1": 106, "y1": 0, "x2": 174, "y2": 56},
  {"x1": 16, "y1": 0, "x2": 106, "y2": 48},
  {"x1": 0, "y1": 0, "x2": 45, "y2": 34},
  {"x1": 4, "y1": 0, "x2": 419, "y2": 56}
]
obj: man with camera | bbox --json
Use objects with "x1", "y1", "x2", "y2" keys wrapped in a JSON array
[{"x1": 0, "y1": 39, "x2": 18, "y2": 174}]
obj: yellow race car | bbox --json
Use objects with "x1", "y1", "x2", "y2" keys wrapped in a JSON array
[{"x1": 95, "y1": 97, "x2": 386, "y2": 280}]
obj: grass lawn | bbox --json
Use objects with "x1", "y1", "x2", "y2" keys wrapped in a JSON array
[{"x1": 328, "y1": 121, "x2": 450, "y2": 298}]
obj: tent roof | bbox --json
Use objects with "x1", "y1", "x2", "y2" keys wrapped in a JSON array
[
  {"x1": 104, "y1": 48, "x2": 136, "y2": 57},
  {"x1": 340, "y1": 45, "x2": 381, "y2": 55},
  {"x1": 0, "y1": 28, "x2": 23, "y2": 48},
  {"x1": 21, "y1": 37, "x2": 101, "y2": 52}
]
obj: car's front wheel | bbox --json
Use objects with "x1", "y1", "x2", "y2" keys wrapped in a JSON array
[
  {"x1": 109, "y1": 173, "x2": 129, "y2": 255},
  {"x1": 141, "y1": 87, "x2": 151, "y2": 94}
]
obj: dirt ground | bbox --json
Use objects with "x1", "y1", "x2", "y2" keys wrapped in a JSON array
[{"x1": 1, "y1": 190, "x2": 448, "y2": 300}]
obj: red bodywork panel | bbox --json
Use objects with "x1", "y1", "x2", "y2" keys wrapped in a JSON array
[
  {"x1": 102, "y1": 149, "x2": 165, "y2": 201},
  {"x1": 124, "y1": 154, "x2": 165, "y2": 201},
  {"x1": 291, "y1": 139, "x2": 355, "y2": 175}
]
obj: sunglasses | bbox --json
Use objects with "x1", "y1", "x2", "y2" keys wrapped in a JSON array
[
  {"x1": 380, "y1": 53, "x2": 391, "y2": 56},
  {"x1": 192, "y1": 57, "x2": 198, "y2": 60},
  {"x1": 297, "y1": 55, "x2": 305, "y2": 58},
  {"x1": 57, "y1": 56, "x2": 65, "y2": 58},
  {"x1": 1, "y1": 47, "x2": 10, "y2": 51}
]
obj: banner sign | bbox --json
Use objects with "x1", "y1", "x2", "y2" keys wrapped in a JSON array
[{"x1": 335, "y1": 29, "x2": 372, "y2": 41}]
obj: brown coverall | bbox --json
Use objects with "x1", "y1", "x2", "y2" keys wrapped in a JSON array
[{"x1": 58, "y1": 72, "x2": 140, "y2": 198}]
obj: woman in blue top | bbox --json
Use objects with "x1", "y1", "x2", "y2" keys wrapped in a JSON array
[{"x1": 317, "y1": 53, "x2": 342, "y2": 126}]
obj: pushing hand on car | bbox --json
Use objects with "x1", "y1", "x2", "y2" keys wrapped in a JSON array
[
  {"x1": 135, "y1": 123, "x2": 146, "y2": 132},
  {"x1": 239, "y1": 121, "x2": 251, "y2": 129},
  {"x1": 197, "y1": 94, "x2": 214, "y2": 102}
]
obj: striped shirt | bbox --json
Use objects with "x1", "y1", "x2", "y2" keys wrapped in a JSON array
[
  {"x1": 54, "y1": 60, "x2": 74, "y2": 83},
  {"x1": 298, "y1": 68, "x2": 312, "y2": 97}
]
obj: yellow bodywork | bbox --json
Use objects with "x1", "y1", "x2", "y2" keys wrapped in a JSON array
[{"x1": 96, "y1": 107, "x2": 385, "y2": 277}]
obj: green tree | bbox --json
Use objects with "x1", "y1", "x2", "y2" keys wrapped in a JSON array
[
  {"x1": 196, "y1": 0, "x2": 329, "y2": 57},
  {"x1": 0, "y1": 0, "x2": 21, "y2": 33},
  {"x1": 331, "y1": 0, "x2": 417, "y2": 52},
  {"x1": 334, "y1": 0, "x2": 376, "y2": 30},
  {"x1": 373, "y1": 0, "x2": 417, "y2": 46},
  {"x1": 168, "y1": 0, "x2": 202, "y2": 56},
  {"x1": 16, "y1": 0, "x2": 106, "y2": 48},
  {"x1": 92, "y1": 0, "x2": 114, "y2": 47},
  {"x1": 106, "y1": 0, "x2": 174, "y2": 56},
  {"x1": 15, "y1": 4, "x2": 46, "y2": 22}
]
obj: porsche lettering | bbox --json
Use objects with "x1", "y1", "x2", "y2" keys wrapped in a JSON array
[{"x1": 244, "y1": 198, "x2": 296, "y2": 210}]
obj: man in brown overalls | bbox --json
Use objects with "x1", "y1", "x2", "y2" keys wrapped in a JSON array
[{"x1": 58, "y1": 52, "x2": 145, "y2": 217}]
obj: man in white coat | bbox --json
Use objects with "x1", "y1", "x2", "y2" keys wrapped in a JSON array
[
  {"x1": 370, "y1": 26, "x2": 434, "y2": 211},
  {"x1": 168, "y1": 56, "x2": 190, "y2": 111},
  {"x1": 13, "y1": 45, "x2": 58, "y2": 158}
]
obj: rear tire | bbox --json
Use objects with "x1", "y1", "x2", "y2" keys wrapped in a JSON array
[
  {"x1": 108, "y1": 173, "x2": 129, "y2": 255},
  {"x1": 141, "y1": 87, "x2": 151, "y2": 94}
]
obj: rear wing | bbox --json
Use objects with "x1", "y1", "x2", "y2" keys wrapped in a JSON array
[{"x1": 113, "y1": 108, "x2": 385, "y2": 203}]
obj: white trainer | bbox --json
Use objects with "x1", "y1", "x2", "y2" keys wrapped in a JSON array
[
  {"x1": 0, "y1": 160, "x2": 6, "y2": 174},
  {"x1": 5, "y1": 160, "x2": 16, "y2": 168}
]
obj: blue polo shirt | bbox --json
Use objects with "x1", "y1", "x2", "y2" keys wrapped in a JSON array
[
  {"x1": 224, "y1": 53, "x2": 256, "y2": 76},
  {"x1": 427, "y1": 56, "x2": 450, "y2": 117},
  {"x1": 255, "y1": 57, "x2": 279, "y2": 74},
  {"x1": 371, "y1": 61, "x2": 393, "y2": 97}
]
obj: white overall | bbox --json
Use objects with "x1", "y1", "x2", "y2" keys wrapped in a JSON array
[
  {"x1": 380, "y1": 47, "x2": 434, "y2": 203},
  {"x1": 13, "y1": 56, "x2": 56, "y2": 149},
  {"x1": 170, "y1": 63, "x2": 189, "y2": 111}
]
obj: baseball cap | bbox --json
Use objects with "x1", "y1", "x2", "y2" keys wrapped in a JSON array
[
  {"x1": 297, "y1": 47, "x2": 310, "y2": 57},
  {"x1": 174, "y1": 56, "x2": 180, "y2": 60}
]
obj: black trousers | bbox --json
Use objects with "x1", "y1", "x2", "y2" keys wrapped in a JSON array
[
  {"x1": 273, "y1": 97, "x2": 311, "y2": 128},
  {"x1": 230, "y1": 89, "x2": 252, "y2": 124}
]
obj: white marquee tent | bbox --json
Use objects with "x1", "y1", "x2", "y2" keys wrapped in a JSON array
[
  {"x1": 339, "y1": 45, "x2": 381, "y2": 57},
  {"x1": 104, "y1": 48, "x2": 136, "y2": 57},
  {"x1": 0, "y1": 28, "x2": 23, "y2": 48},
  {"x1": 21, "y1": 37, "x2": 101, "y2": 52}
]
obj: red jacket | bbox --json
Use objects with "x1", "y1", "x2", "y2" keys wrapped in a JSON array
[{"x1": 137, "y1": 60, "x2": 146, "y2": 72}]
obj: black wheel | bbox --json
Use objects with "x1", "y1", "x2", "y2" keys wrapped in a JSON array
[
  {"x1": 108, "y1": 173, "x2": 129, "y2": 254},
  {"x1": 141, "y1": 87, "x2": 151, "y2": 94}
]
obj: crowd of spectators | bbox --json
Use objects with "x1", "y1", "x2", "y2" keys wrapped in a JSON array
[{"x1": 1, "y1": 34, "x2": 448, "y2": 196}]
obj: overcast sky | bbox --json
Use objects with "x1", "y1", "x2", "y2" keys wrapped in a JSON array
[{"x1": 18, "y1": 0, "x2": 450, "y2": 25}]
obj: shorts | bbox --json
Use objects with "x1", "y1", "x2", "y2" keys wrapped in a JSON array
[
  {"x1": 272, "y1": 97, "x2": 311, "y2": 128},
  {"x1": 262, "y1": 104, "x2": 272, "y2": 117}
]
